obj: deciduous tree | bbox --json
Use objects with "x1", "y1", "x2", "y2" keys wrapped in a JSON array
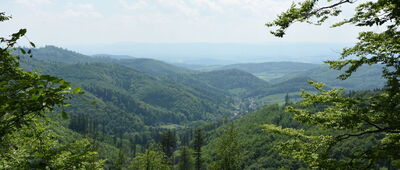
[
  {"x1": 129, "y1": 144, "x2": 170, "y2": 170},
  {"x1": 0, "y1": 12, "x2": 102, "y2": 169},
  {"x1": 264, "y1": 0, "x2": 400, "y2": 169}
]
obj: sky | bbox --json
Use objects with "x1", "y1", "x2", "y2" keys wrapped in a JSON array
[
  {"x1": 2, "y1": 0, "x2": 368, "y2": 45},
  {"x1": 0, "y1": 0, "x2": 376, "y2": 64}
]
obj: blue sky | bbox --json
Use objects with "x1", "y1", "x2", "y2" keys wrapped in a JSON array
[{"x1": 2, "y1": 0, "x2": 368, "y2": 46}]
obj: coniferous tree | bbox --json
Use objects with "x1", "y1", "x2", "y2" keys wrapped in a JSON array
[
  {"x1": 130, "y1": 136, "x2": 137, "y2": 157},
  {"x1": 129, "y1": 144, "x2": 170, "y2": 170},
  {"x1": 213, "y1": 124, "x2": 243, "y2": 170},
  {"x1": 178, "y1": 146, "x2": 194, "y2": 170},
  {"x1": 116, "y1": 147, "x2": 127, "y2": 170},
  {"x1": 193, "y1": 129, "x2": 203, "y2": 170},
  {"x1": 160, "y1": 130, "x2": 177, "y2": 166},
  {"x1": 284, "y1": 93, "x2": 290, "y2": 106}
]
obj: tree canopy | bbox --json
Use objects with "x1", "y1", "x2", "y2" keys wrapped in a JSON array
[
  {"x1": 265, "y1": 0, "x2": 400, "y2": 169},
  {"x1": 0, "y1": 12, "x2": 102, "y2": 169},
  {"x1": 0, "y1": 12, "x2": 78, "y2": 139}
]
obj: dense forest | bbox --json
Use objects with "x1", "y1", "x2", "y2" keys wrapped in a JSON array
[{"x1": 1, "y1": 0, "x2": 399, "y2": 169}]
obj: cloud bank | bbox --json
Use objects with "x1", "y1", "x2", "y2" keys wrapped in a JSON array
[{"x1": 2, "y1": 0, "x2": 361, "y2": 46}]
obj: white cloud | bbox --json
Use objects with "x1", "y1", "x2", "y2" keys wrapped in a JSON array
[
  {"x1": 193, "y1": 0, "x2": 224, "y2": 13},
  {"x1": 159, "y1": 0, "x2": 199, "y2": 17},
  {"x1": 118, "y1": 0, "x2": 149, "y2": 11},
  {"x1": 15, "y1": 0, "x2": 52, "y2": 7},
  {"x1": 3, "y1": 0, "x2": 362, "y2": 45},
  {"x1": 118, "y1": 0, "x2": 199, "y2": 18},
  {"x1": 216, "y1": 0, "x2": 294, "y2": 18},
  {"x1": 62, "y1": 3, "x2": 103, "y2": 18},
  {"x1": 115, "y1": 0, "x2": 293, "y2": 19},
  {"x1": 218, "y1": 0, "x2": 241, "y2": 6}
]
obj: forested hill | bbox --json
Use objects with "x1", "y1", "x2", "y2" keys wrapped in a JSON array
[
  {"x1": 21, "y1": 58, "x2": 233, "y2": 130},
  {"x1": 116, "y1": 58, "x2": 196, "y2": 77},
  {"x1": 212, "y1": 61, "x2": 320, "y2": 73},
  {"x1": 194, "y1": 61, "x2": 320, "y2": 81},
  {"x1": 248, "y1": 76, "x2": 317, "y2": 98},
  {"x1": 27, "y1": 46, "x2": 229, "y2": 96},
  {"x1": 24, "y1": 46, "x2": 272, "y2": 98},
  {"x1": 187, "y1": 61, "x2": 384, "y2": 92},
  {"x1": 22, "y1": 45, "x2": 385, "y2": 106},
  {"x1": 273, "y1": 64, "x2": 384, "y2": 90},
  {"x1": 29, "y1": 46, "x2": 192, "y2": 76},
  {"x1": 19, "y1": 47, "x2": 237, "y2": 136},
  {"x1": 29, "y1": 45, "x2": 94, "y2": 64},
  {"x1": 194, "y1": 69, "x2": 269, "y2": 96},
  {"x1": 92, "y1": 54, "x2": 135, "y2": 59},
  {"x1": 19, "y1": 46, "x2": 289, "y2": 132}
]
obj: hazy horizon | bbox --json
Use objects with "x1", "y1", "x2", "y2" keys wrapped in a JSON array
[
  {"x1": 62, "y1": 42, "x2": 348, "y2": 65},
  {"x1": 3, "y1": 0, "x2": 364, "y2": 65}
]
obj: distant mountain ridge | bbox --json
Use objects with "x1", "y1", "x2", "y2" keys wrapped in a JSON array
[
  {"x1": 19, "y1": 46, "x2": 236, "y2": 134},
  {"x1": 21, "y1": 45, "x2": 386, "y2": 119},
  {"x1": 67, "y1": 42, "x2": 348, "y2": 64},
  {"x1": 183, "y1": 61, "x2": 320, "y2": 81},
  {"x1": 92, "y1": 54, "x2": 135, "y2": 59},
  {"x1": 273, "y1": 64, "x2": 384, "y2": 90},
  {"x1": 207, "y1": 62, "x2": 320, "y2": 73}
]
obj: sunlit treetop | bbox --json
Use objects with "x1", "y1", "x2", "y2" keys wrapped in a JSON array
[{"x1": 267, "y1": 0, "x2": 399, "y2": 37}]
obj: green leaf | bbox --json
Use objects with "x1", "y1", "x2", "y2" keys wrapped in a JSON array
[
  {"x1": 31, "y1": 94, "x2": 40, "y2": 101},
  {"x1": 91, "y1": 101, "x2": 97, "y2": 105},
  {"x1": 20, "y1": 48, "x2": 26, "y2": 54},
  {"x1": 72, "y1": 88, "x2": 81, "y2": 94},
  {"x1": 40, "y1": 75, "x2": 58, "y2": 82},
  {"x1": 18, "y1": 29, "x2": 27, "y2": 36},
  {"x1": 29, "y1": 41, "x2": 36, "y2": 48},
  {"x1": 62, "y1": 111, "x2": 68, "y2": 119}
]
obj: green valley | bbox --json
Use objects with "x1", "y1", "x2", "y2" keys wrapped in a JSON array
[{"x1": 12, "y1": 45, "x2": 388, "y2": 169}]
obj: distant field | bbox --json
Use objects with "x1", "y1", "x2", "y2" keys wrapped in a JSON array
[
  {"x1": 159, "y1": 124, "x2": 185, "y2": 129},
  {"x1": 253, "y1": 72, "x2": 287, "y2": 81}
]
